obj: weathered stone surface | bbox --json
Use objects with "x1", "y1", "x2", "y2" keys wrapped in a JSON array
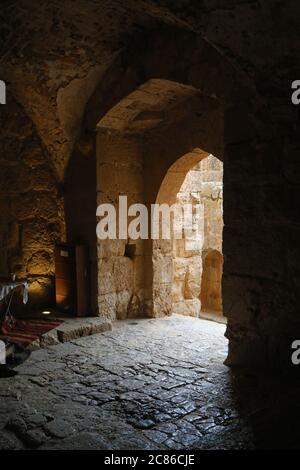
[
  {"x1": 40, "y1": 330, "x2": 60, "y2": 348},
  {"x1": 0, "y1": 315, "x2": 299, "y2": 450},
  {"x1": 149, "y1": 153, "x2": 223, "y2": 318},
  {"x1": 173, "y1": 299, "x2": 200, "y2": 317},
  {"x1": 0, "y1": 97, "x2": 65, "y2": 310},
  {"x1": 56, "y1": 318, "x2": 112, "y2": 343}
]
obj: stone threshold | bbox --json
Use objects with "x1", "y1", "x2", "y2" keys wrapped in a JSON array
[{"x1": 28, "y1": 317, "x2": 112, "y2": 350}]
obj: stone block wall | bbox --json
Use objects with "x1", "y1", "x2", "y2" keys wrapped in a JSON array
[
  {"x1": 0, "y1": 96, "x2": 65, "y2": 309},
  {"x1": 172, "y1": 154, "x2": 223, "y2": 317},
  {"x1": 96, "y1": 130, "x2": 147, "y2": 320}
]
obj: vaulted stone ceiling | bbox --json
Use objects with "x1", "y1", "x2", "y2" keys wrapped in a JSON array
[
  {"x1": 1, "y1": 0, "x2": 298, "y2": 180},
  {"x1": 97, "y1": 79, "x2": 200, "y2": 135},
  {"x1": 0, "y1": 0, "x2": 188, "y2": 179}
]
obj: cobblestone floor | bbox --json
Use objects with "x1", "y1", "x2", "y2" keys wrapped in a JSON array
[{"x1": 0, "y1": 315, "x2": 300, "y2": 450}]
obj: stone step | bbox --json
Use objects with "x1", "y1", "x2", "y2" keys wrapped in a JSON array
[{"x1": 29, "y1": 317, "x2": 112, "y2": 350}]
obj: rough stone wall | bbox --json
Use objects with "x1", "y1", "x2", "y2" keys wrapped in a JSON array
[
  {"x1": 0, "y1": 95, "x2": 65, "y2": 309},
  {"x1": 172, "y1": 155, "x2": 223, "y2": 317},
  {"x1": 96, "y1": 130, "x2": 146, "y2": 321}
]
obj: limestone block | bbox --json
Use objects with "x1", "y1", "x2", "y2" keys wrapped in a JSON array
[
  {"x1": 127, "y1": 293, "x2": 142, "y2": 318},
  {"x1": 173, "y1": 257, "x2": 188, "y2": 281},
  {"x1": 152, "y1": 239, "x2": 173, "y2": 255},
  {"x1": 184, "y1": 279, "x2": 201, "y2": 300},
  {"x1": 174, "y1": 240, "x2": 186, "y2": 259},
  {"x1": 201, "y1": 170, "x2": 223, "y2": 183},
  {"x1": 40, "y1": 329, "x2": 59, "y2": 348},
  {"x1": 153, "y1": 283, "x2": 172, "y2": 317},
  {"x1": 153, "y1": 254, "x2": 173, "y2": 284},
  {"x1": 56, "y1": 318, "x2": 112, "y2": 342},
  {"x1": 113, "y1": 257, "x2": 134, "y2": 292},
  {"x1": 172, "y1": 279, "x2": 184, "y2": 302},
  {"x1": 98, "y1": 292, "x2": 117, "y2": 321},
  {"x1": 116, "y1": 290, "x2": 131, "y2": 320},
  {"x1": 179, "y1": 169, "x2": 202, "y2": 193},
  {"x1": 26, "y1": 251, "x2": 53, "y2": 276},
  {"x1": 172, "y1": 299, "x2": 201, "y2": 317},
  {"x1": 174, "y1": 255, "x2": 202, "y2": 300},
  {"x1": 22, "y1": 222, "x2": 61, "y2": 251},
  {"x1": 27, "y1": 339, "x2": 41, "y2": 351},
  {"x1": 98, "y1": 258, "x2": 115, "y2": 295},
  {"x1": 97, "y1": 240, "x2": 125, "y2": 259}
]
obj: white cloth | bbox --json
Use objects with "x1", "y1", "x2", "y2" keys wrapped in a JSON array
[{"x1": 0, "y1": 281, "x2": 29, "y2": 304}]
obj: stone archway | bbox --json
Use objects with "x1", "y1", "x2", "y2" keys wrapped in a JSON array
[
  {"x1": 92, "y1": 25, "x2": 255, "y2": 366},
  {"x1": 96, "y1": 78, "x2": 224, "y2": 321},
  {"x1": 171, "y1": 155, "x2": 224, "y2": 320},
  {"x1": 152, "y1": 151, "x2": 224, "y2": 319}
]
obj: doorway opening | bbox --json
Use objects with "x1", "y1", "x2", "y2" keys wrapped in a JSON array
[{"x1": 154, "y1": 152, "x2": 224, "y2": 322}]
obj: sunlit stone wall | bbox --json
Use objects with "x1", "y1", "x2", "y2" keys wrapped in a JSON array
[{"x1": 172, "y1": 155, "x2": 223, "y2": 317}]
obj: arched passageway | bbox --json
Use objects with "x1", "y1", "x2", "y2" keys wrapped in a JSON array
[
  {"x1": 96, "y1": 79, "x2": 224, "y2": 321},
  {"x1": 66, "y1": 23, "x2": 250, "y2": 325},
  {"x1": 154, "y1": 152, "x2": 224, "y2": 320},
  {"x1": 91, "y1": 24, "x2": 257, "y2": 367}
]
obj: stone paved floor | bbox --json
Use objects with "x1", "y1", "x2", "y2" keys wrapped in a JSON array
[{"x1": 0, "y1": 314, "x2": 300, "y2": 450}]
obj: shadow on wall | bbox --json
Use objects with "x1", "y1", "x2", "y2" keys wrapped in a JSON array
[
  {"x1": 229, "y1": 367, "x2": 300, "y2": 449},
  {"x1": 64, "y1": 140, "x2": 97, "y2": 316}
]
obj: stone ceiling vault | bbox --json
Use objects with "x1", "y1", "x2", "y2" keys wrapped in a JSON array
[
  {"x1": 97, "y1": 79, "x2": 200, "y2": 135},
  {"x1": 1, "y1": 1, "x2": 255, "y2": 182}
]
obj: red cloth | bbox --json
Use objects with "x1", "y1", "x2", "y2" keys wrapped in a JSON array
[{"x1": 0, "y1": 319, "x2": 62, "y2": 346}]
